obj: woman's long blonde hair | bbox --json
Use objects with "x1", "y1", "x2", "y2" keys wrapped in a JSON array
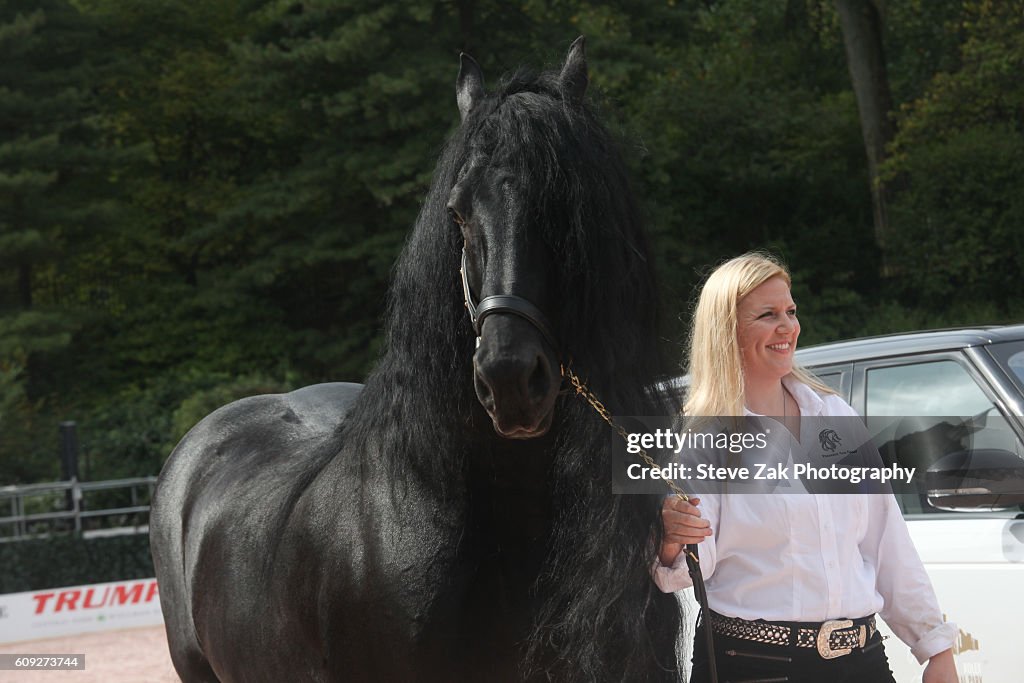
[{"x1": 683, "y1": 252, "x2": 834, "y2": 417}]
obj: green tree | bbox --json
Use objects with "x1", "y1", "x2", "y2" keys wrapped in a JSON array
[
  {"x1": 884, "y1": 0, "x2": 1024, "y2": 315},
  {"x1": 0, "y1": 0, "x2": 127, "y2": 480}
]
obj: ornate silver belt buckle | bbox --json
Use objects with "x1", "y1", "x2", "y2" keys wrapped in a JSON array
[{"x1": 816, "y1": 619, "x2": 855, "y2": 659}]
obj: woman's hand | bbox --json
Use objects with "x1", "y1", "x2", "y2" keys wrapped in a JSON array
[
  {"x1": 659, "y1": 496, "x2": 712, "y2": 566},
  {"x1": 922, "y1": 649, "x2": 957, "y2": 683}
]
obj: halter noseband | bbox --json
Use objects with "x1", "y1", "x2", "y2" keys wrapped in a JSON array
[{"x1": 460, "y1": 246, "x2": 560, "y2": 353}]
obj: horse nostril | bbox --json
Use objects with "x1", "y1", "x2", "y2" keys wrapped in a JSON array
[
  {"x1": 527, "y1": 353, "x2": 552, "y2": 404},
  {"x1": 474, "y1": 367, "x2": 496, "y2": 411}
]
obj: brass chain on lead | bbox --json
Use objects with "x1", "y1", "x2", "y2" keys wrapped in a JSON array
[{"x1": 560, "y1": 362, "x2": 699, "y2": 564}]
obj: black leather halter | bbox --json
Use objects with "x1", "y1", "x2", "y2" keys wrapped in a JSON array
[{"x1": 460, "y1": 246, "x2": 559, "y2": 353}]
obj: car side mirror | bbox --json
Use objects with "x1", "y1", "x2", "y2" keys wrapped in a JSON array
[{"x1": 926, "y1": 449, "x2": 1024, "y2": 511}]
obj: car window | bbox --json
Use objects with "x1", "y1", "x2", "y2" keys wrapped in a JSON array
[
  {"x1": 865, "y1": 359, "x2": 1023, "y2": 514},
  {"x1": 986, "y1": 340, "x2": 1024, "y2": 397},
  {"x1": 866, "y1": 360, "x2": 992, "y2": 416},
  {"x1": 1008, "y1": 351, "x2": 1024, "y2": 381},
  {"x1": 816, "y1": 372, "x2": 842, "y2": 394}
]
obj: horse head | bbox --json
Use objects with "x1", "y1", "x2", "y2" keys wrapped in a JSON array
[{"x1": 451, "y1": 38, "x2": 591, "y2": 439}]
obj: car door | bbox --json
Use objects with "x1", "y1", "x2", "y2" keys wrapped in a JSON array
[{"x1": 851, "y1": 351, "x2": 1024, "y2": 683}]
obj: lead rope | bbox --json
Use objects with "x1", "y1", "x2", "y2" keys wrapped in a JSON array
[{"x1": 561, "y1": 363, "x2": 719, "y2": 683}]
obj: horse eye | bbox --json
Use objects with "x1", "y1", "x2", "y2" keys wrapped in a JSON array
[{"x1": 447, "y1": 207, "x2": 465, "y2": 226}]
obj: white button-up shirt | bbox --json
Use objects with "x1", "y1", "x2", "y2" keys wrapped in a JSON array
[{"x1": 652, "y1": 377, "x2": 957, "y2": 663}]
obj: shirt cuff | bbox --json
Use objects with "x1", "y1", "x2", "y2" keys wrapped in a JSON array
[
  {"x1": 909, "y1": 621, "x2": 958, "y2": 664},
  {"x1": 651, "y1": 551, "x2": 694, "y2": 593}
]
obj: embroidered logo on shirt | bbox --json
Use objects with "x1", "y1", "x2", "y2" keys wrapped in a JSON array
[{"x1": 818, "y1": 429, "x2": 842, "y2": 453}]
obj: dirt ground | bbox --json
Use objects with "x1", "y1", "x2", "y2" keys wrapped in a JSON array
[{"x1": 0, "y1": 625, "x2": 177, "y2": 683}]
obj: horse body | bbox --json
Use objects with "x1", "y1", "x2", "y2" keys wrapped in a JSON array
[
  {"x1": 154, "y1": 381, "x2": 562, "y2": 681},
  {"x1": 152, "y1": 39, "x2": 682, "y2": 682}
]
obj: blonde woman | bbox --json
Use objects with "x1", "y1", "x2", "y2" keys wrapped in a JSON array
[{"x1": 655, "y1": 253, "x2": 958, "y2": 683}]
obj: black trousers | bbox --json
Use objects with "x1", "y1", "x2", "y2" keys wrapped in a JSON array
[{"x1": 689, "y1": 621, "x2": 897, "y2": 683}]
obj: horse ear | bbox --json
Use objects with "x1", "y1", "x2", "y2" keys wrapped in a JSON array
[
  {"x1": 559, "y1": 36, "x2": 588, "y2": 105},
  {"x1": 457, "y1": 53, "x2": 485, "y2": 121}
]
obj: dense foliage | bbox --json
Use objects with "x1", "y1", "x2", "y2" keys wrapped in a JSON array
[
  {"x1": 1, "y1": 0, "x2": 1021, "y2": 482},
  {"x1": 0, "y1": 533, "x2": 152, "y2": 592}
]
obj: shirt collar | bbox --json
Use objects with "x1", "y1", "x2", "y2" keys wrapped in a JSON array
[{"x1": 742, "y1": 376, "x2": 825, "y2": 417}]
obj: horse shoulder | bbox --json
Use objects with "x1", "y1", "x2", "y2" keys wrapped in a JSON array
[
  {"x1": 152, "y1": 382, "x2": 368, "y2": 679},
  {"x1": 155, "y1": 380, "x2": 365, "y2": 541},
  {"x1": 166, "y1": 380, "x2": 359, "y2": 465}
]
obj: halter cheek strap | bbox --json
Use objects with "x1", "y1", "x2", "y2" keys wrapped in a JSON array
[{"x1": 460, "y1": 247, "x2": 560, "y2": 353}]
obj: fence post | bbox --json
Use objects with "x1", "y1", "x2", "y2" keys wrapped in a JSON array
[
  {"x1": 59, "y1": 422, "x2": 80, "y2": 481},
  {"x1": 60, "y1": 422, "x2": 81, "y2": 533}
]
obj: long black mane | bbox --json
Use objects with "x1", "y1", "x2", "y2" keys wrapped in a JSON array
[{"x1": 343, "y1": 65, "x2": 681, "y2": 681}]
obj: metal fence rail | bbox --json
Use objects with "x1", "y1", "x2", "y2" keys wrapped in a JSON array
[{"x1": 0, "y1": 477, "x2": 158, "y2": 542}]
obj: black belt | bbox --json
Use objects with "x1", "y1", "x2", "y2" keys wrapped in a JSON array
[{"x1": 707, "y1": 611, "x2": 878, "y2": 660}]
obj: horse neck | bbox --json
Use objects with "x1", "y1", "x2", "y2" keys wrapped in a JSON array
[
  {"x1": 459, "y1": 430, "x2": 562, "y2": 593},
  {"x1": 469, "y1": 429, "x2": 558, "y2": 508}
]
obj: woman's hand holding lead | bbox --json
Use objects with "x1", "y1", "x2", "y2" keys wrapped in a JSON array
[{"x1": 659, "y1": 496, "x2": 712, "y2": 566}]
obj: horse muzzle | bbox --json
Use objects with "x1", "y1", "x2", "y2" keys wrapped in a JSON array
[{"x1": 473, "y1": 316, "x2": 559, "y2": 438}]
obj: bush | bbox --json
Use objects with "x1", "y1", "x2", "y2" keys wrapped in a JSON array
[{"x1": 0, "y1": 533, "x2": 154, "y2": 593}]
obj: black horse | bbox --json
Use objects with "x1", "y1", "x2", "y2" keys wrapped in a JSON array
[{"x1": 151, "y1": 38, "x2": 682, "y2": 682}]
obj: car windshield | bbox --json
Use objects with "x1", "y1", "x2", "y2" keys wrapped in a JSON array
[{"x1": 987, "y1": 340, "x2": 1024, "y2": 395}]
